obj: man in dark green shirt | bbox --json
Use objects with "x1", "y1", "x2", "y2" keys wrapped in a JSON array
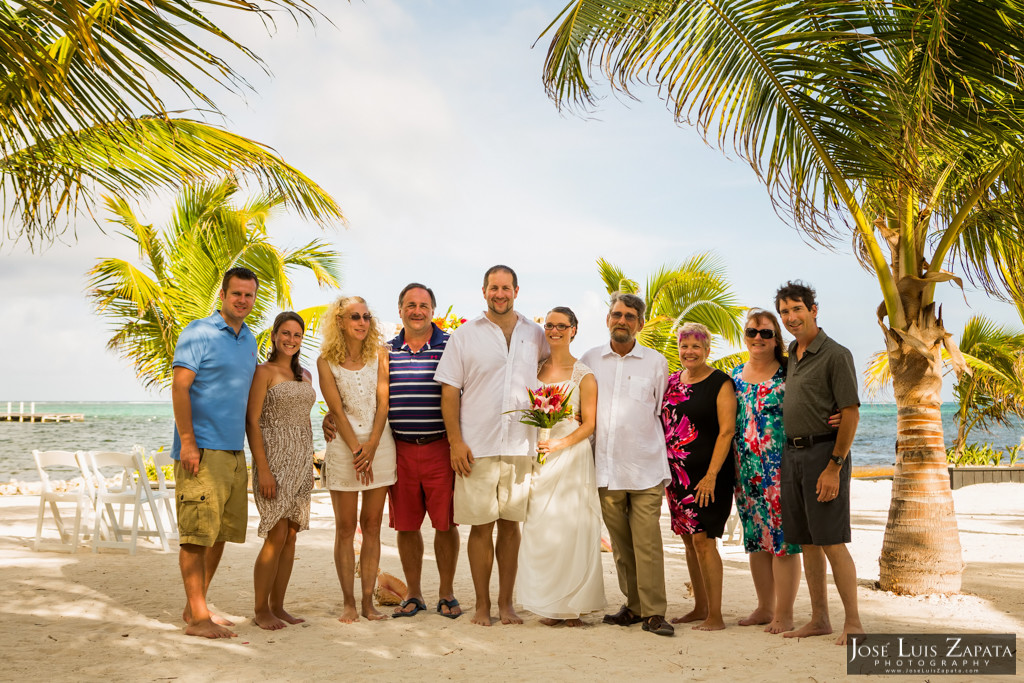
[{"x1": 776, "y1": 280, "x2": 865, "y2": 647}]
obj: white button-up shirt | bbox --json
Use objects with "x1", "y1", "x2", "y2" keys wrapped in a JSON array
[
  {"x1": 581, "y1": 342, "x2": 671, "y2": 490},
  {"x1": 434, "y1": 311, "x2": 547, "y2": 458}
]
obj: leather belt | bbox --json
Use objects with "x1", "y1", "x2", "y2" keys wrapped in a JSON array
[
  {"x1": 786, "y1": 432, "x2": 838, "y2": 449},
  {"x1": 394, "y1": 433, "x2": 446, "y2": 445}
]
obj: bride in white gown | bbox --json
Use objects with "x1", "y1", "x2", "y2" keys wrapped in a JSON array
[{"x1": 518, "y1": 306, "x2": 606, "y2": 626}]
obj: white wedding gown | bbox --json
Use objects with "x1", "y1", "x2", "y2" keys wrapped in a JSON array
[{"x1": 518, "y1": 361, "x2": 606, "y2": 619}]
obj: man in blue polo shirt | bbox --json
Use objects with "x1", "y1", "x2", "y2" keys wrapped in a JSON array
[
  {"x1": 171, "y1": 266, "x2": 259, "y2": 639},
  {"x1": 387, "y1": 283, "x2": 461, "y2": 619}
]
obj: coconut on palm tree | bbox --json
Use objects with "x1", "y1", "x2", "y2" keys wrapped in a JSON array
[
  {"x1": 596, "y1": 253, "x2": 745, "y2": 372},
  {"x1": 542, "y1": 0, "x2": 1024, "y2": 593},
  {"x1": 2, "y1": 1, "x2": 343, "y2": 246},
  {"x1": 88, "y1": 178, "x2": 341, "y2": 389}
]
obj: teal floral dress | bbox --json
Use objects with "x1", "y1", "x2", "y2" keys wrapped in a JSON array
[{"x1": 731, "y1": 363, "x2": 801, "y2": 556}]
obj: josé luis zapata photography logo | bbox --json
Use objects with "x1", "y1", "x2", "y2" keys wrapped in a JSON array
[{"x1": 847, "y1": 633, "x2": 1016, "y2": 676}]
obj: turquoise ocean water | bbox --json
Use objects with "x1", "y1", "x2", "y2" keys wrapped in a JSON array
[{"x1": 1, "y1": 402, "x2": 1021, "y2": 482}]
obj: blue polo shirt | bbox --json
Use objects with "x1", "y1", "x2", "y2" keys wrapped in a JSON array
[
  {"x1": 170, "y1": 311, "x2": 257, "y2": 460},
  {"x1": 387, "y1": 323, "x2": 449, "y2": 440}
]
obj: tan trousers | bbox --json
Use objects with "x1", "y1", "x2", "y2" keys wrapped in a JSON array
[{"x1": 599, "y1": 484, "x2": 667, "y2": 618}]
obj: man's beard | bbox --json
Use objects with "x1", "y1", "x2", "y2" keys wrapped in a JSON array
[{"x1": 610, "y1": 328, "x2": 632, "y2": 343}]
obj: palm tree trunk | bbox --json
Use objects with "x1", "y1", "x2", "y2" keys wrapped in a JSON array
[{"x1": 878, "y1": 308, "x2": 964, "y2": 594}]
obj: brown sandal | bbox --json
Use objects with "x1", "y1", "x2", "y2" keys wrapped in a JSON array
[{"x1": 602, "y1": 605, "x2": 643, "y2": 626}]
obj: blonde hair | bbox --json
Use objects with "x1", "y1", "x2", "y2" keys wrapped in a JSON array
[
  {"x1": 320, "y1": 296, "x2": 383, "y2": 366},
  {"x1": 676, "y1": 321, "x2": 712, "y2": 351}
]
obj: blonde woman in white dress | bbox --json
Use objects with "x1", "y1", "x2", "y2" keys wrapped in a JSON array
[
  {"x1": 518, "y1": 306, "x2": 605, "y2": 626},
  {"x1": 317, "y1": 295, "x2": 397, "y2": 622}
]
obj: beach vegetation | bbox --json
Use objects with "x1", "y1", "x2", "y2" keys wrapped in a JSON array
[
  {"x1": 866, "y1": 315, "x2": 1024, "y2": 461},
  {"x1": 596, "y1": 253, "x2": 746, "y2": 372},
  {"x1": 947, "y1": 441, "x2": 1024, "y2": 467},
  {"x1": 143, "y1": 456, "x2": 175, "y2": 483},
  {"x1": 87, "y1": 178, "x2": 341, "y2": 389},
  {"x1": 1, "y1": 1, "x2": 344, "y2": 247},
  {"x1": 543, "y1": 0, "x2": 1024, "y2": 593}
]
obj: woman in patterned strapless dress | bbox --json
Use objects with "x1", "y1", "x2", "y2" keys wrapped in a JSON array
[
  {"x1": 246, "y1": 311, "x2": 317, "y2": 631},
  {"x1": 317, "y1": 295, "x2": 397, "y2": 623}
]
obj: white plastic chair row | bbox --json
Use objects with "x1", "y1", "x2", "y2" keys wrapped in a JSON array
[{"x1": 33, "y1": 448, "x2": 177, "y2": 554}]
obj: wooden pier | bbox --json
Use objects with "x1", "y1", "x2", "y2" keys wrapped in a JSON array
[{"x1": 2, "y1": 402, "x2": 84, "y2": 423}]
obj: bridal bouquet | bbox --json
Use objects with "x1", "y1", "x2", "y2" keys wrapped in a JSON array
[{"x1": 509, "y1": 384, "x2": 574, "y2": 464}]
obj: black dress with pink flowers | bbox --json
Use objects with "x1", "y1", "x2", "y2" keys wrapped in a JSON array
[{"x1": 661, "y1": 369, "x2": 736, "y2": 538}]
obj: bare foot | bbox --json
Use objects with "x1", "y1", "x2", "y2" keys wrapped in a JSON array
[
  {"x1": 337, "y1": 605, "x2": 359, "y2": 624},
  {"x1": 783, "y1": 619, "x2": 833, "y2": 639},
  {"x1": 499, "y1": 606, "x2": 523, "y2": 625},
  {"x1": 671, "y1": 608, "x2": 707, "y2": 624},
  {"x1": 185, "y1": 618, "x2": 237, "y2": 639},
  {"x1": 362, "y1": 603, "x2": 389, "y2": 621},
  {"x1": 539, "y1": 618, "x2": 563, "y2": 626},
  {"x1": 739, "y1": 607, "x2": 773, "y2": 626},
  {"x1": 272, "y1": 607, "x2": 305, "y2": 625},
  {"x1": 254, "y1": 610, "x2": 287, "y2": 631},
  {"x1": 836, "y1": 623, "x2": 865, "y2": 646},
  {"x1": 183, "y1": 605, "x2": 234, "y2": 626},
  {"x1": 471, "y1": 605, "x2": 493, "y2": 626},
  {"x1": 564, "y1": 618, "x2": 585, "y2": 628},
  {"x1": 692, "y1": 616, "x2": 726, "y2": 631},
  {"x1": 764, "y1": 617, "x2": 794, "y2": 634}
]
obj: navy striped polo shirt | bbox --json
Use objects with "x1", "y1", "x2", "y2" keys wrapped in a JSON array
[{"x1": 387, "y1": 323, "x2": 449, "y2": 440}]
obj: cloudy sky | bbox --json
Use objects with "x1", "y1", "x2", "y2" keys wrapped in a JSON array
[{"x1": 1, "y1": 0, "x2": 1017, "y2": 403}]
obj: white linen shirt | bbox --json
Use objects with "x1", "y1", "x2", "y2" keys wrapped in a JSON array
[
  {"x1": 581, "y1": 342, "x2": 671, "y2": 491},
  {"x1": 433, "y1": 311, "x2": 547, "y2": 458}
]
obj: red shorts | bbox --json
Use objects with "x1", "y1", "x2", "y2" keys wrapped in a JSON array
[{"x1": 388, "y1": 436, "x2": 456, "y2": 532}]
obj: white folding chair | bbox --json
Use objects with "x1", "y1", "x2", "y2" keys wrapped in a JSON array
[
  {"x1": 140, "y1": 446, "x2": 177, "y2": 547},
  {"x1": 33, "y1": 450, "x2": 91, "y2": 553},
  {"x1": 87, "y1": 451, "x2": 151, "y2": 554}
]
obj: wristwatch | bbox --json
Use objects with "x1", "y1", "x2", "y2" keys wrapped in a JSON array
[{"x1": 829, "y1": 454, "x2": 844, "y2": 467}]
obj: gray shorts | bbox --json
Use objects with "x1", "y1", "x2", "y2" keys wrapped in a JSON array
[{"x1": 781, "y1": 441, "x2": 851, "y2": 546}]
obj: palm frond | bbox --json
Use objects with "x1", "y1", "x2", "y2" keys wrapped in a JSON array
[
  {"x1": 3, "y1": 118, "x2": 345, "y2": 244},
  {"x1": 89, "y1": 181, "x2": 341, "y2": 388},
  {"x1": 1, "y1": 1, "x2": 338, "y2": 245}
]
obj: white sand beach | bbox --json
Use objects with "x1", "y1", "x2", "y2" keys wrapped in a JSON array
[{"x1": 2, "y1": 480, "x2": 1021, "y2": 682}]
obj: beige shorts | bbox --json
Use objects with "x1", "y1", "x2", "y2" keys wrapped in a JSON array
[
  {"x1": 454, "y1": 455, "x2": 533, "y2": 525},
  {"x1": 174, "y1": 449, "x2": 248, "y2": 546}
]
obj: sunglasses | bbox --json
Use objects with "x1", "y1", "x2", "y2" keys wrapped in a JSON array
[
  {"x1": 745, "y1": 328, "x2": 776, "y2": 339},
  {"x1": 343, "y1": 313, "x2": 373, "y2": 322},
  {"x1": 609, "y1": 311, "x2": 639, "y2": 322},
  {"x1": 544, "y1": 323, "x2": 573, "y2": 331}
]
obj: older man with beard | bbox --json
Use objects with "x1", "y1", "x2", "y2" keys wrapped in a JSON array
[{"x1": 581, "y1": 292, "x2": 674, "y2": 637}]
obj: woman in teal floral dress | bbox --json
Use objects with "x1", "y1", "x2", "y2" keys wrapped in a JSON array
[{"x1": 731, "y1": 309, "x2": 802, "y2": 635}]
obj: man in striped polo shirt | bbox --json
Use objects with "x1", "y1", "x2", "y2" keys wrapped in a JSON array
[{"x1": 387, "y1": 283, "x2": 461, "y2": 618}]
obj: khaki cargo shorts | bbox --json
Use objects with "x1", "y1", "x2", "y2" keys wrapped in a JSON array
[
  {"x1": 453, "y1": 455, "x2": 533, "y2": 525},
  {"x1": 174, "y1": 449, "x2": 248, "y2": 546}
]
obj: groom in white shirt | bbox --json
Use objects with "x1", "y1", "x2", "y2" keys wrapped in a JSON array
[
  {"x1": 581, "y1": 292, "x2": 674, "y2": 637},
  {"x1": 435, "y1": 265, "x2": 546, "y2": 626}
]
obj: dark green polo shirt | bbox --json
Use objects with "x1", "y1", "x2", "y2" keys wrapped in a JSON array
[{"x1": 782, "y1": 329, "x2": 860, "y2": 437}]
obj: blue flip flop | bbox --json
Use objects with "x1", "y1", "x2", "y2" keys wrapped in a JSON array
[
  {"x1": 436, "y1": 598, "x2": 462, "y2": 619},
  {"x1": 393, "y1": 597, "x2": 426, "y2": 617}
]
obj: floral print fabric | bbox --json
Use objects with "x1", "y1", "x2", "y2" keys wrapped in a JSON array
[
  {"x1": 661, "y1": 369, "x2": 736, "y2": 538},
  {"x1": 731, "y1": 363, "x2": 801, "y2": 556}
]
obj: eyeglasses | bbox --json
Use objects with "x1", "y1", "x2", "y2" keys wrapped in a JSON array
[
  {"x1": 544, "y1": 323, "x2": 573, "y2": 331},
  {"x1": 343, "y1": 313, "x2": 373, "y2": 322},
  {"x1": 745, "y1": 328, "x2": 776, "y2": 339},
  {"x1": 609, "y1": 311, "x2": 639, "y2": 322}
]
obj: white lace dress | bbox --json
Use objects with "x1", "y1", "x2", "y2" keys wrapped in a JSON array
[
  {"x1": 323, "y1": 356, "x2": 397, "y2": 491},
  {"x1": 517, "y1": 361, "x2": 606, "y2": 619}
]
